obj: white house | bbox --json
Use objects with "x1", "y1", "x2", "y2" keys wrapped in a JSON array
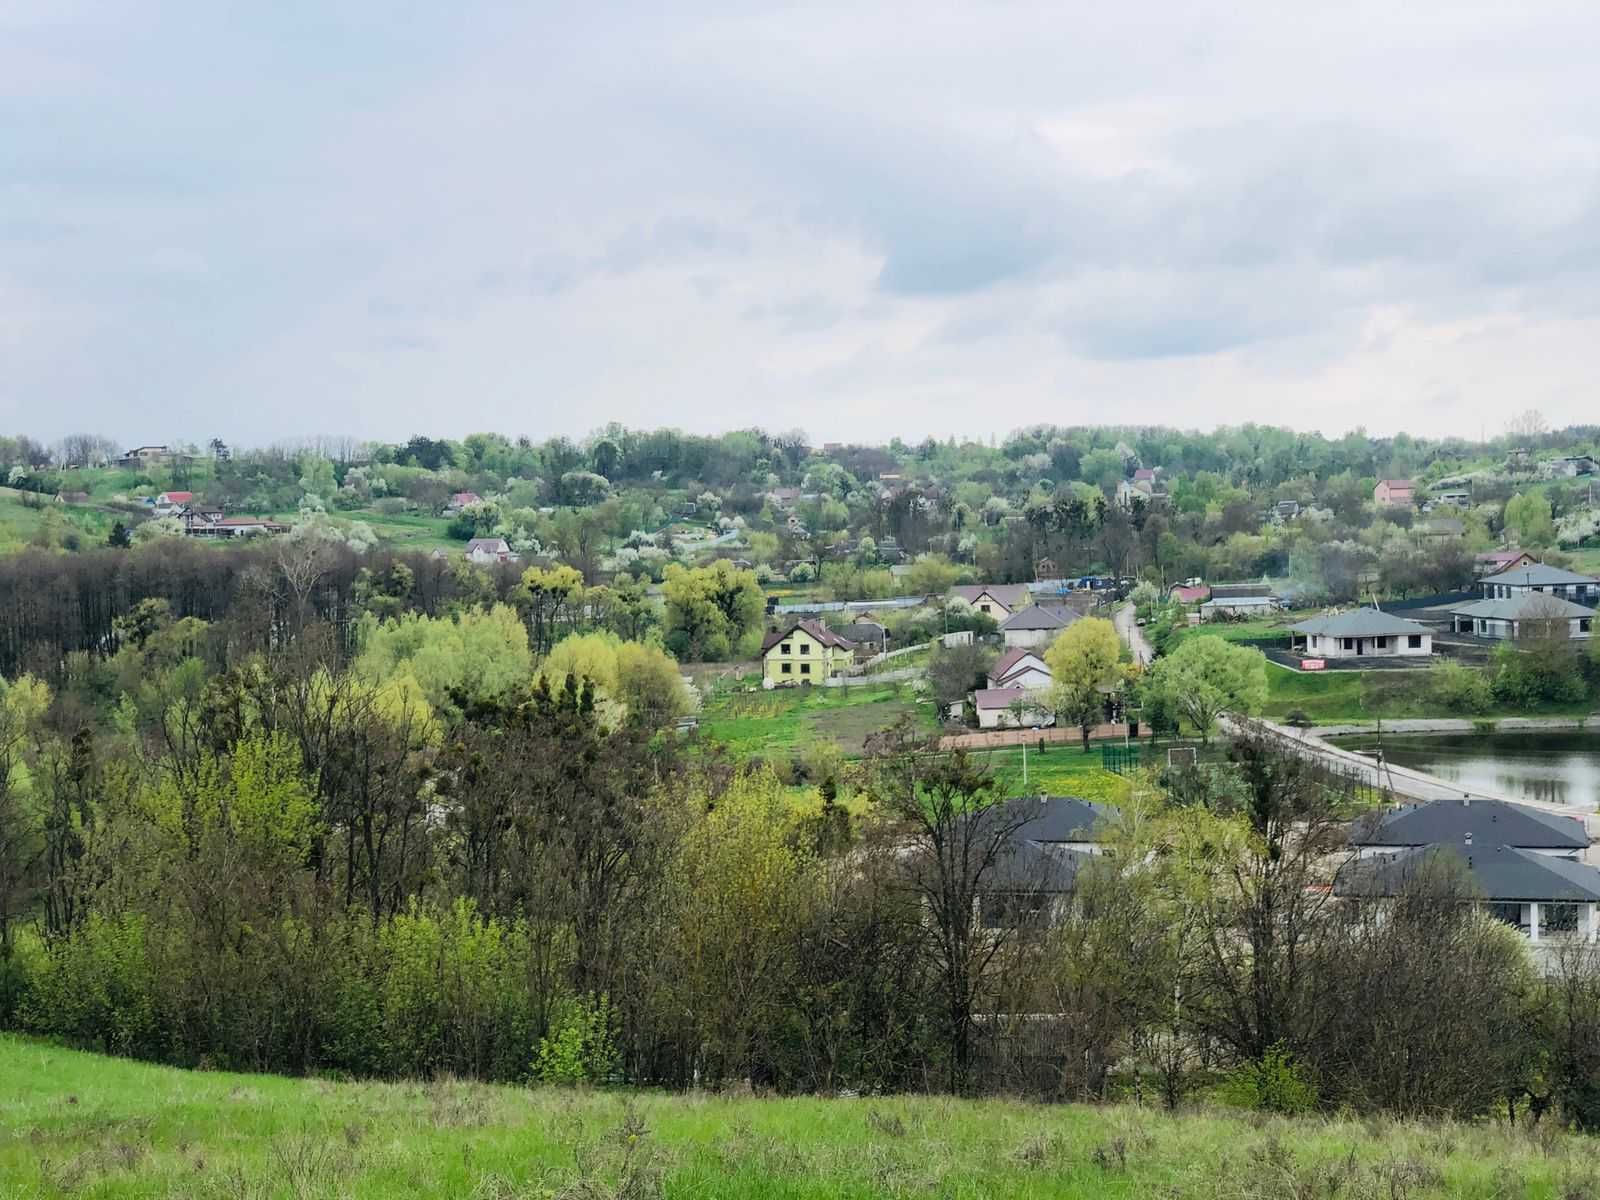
[
  {"x1": 973, "y1": 687, "x2": 1054, "y2": 729},
  {"x1": 1449, "y1": 593, "x2": 1594, "y2": 640},
  {"x1": 1000, "y1": 604, "x2": 1079, "y2": 648},
  {"x1": 1478, "y1": 562, "x2": 1600, "y2": 605},
  {"x1": 986, "y1": 648, "x2": 1052, "y2": 692},
  {"x1": 949, "y1": 583, "x2": 1031, "y2": 620},
  {"x1": 1287, "y1": 608, "x2": 1433, "y2": 659},
  {"x1": 465, "y1": 537, "x2": 517, "y2": 564}
]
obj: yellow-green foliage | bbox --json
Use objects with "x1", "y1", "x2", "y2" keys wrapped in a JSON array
[
  {"x1": 540, "y1": 631, "x2": 690, "y2": 726},
  {"x1": 151, "y1": 733, "x2": 318, "y2": 869},
  {"x1": 354, "y1": 605, "x2": 532, "y2": 712}
]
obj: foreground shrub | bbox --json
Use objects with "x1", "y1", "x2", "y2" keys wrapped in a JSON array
[{"x1": 1219, "y1": 1044, "x2": 1318, "y2": 1114}]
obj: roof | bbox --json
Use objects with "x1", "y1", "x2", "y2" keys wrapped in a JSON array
[
  {"x1": 450, "y1": 491, "x2": 482, "y2": 504},
  {"x1": 950, "y1": 583, "x2": 1031, "y2": 610},
  {"x1": 1132, "y1": 468, "x2": 1156, "y2": 481},
  {"x1": 157, "y1": 491, "x2": 194, "y2": 503},
  {"x1": 836, "y1": 621, "x2": 886, "y2": 642},
  {"x1": 1350, "y1": 799, "x2": 1589, "y2": 852},
  {"x1": 973, "y1": 686, "x2": 1046, "y2": 711},
  {"x1": 760, "y1": 619, "x2": 857, "y2": 654},
  {"x1": 1169, "y1": 584, "x2": 1210, "y2": 604},
  {"x1": 1482, "y1": 563, "x2": 1600, "y2": 588},
  {"x1": 1418, "y1": 518, "x2": 1465, "y2": 536},
  {"x1": 988, "y1": 647, "x2": 1049, "y2": 683},
  {"x1": 1288, "y1": 607, "x2": 1432, "y2": 638},
  {"x1": 1201, "y1": 595, "x2": 1278, "y2": 609},
  {"x1": 1336, "y1": 843, "x2": 1600, "y2": 903},
  {"x1": 1477, "y1": 550, "x2": 1534, "y2": 566},
  {"x1": 1377, "y1": 478, "x2": 1416, "y2": 490},
  {"x1": 1450, "y1": 593, "x2": 1596, "y2": 621},
  {"x1": 1209, "y1": 582, "x2": 1277, "y2": 599},
  {"x1": 989, "y1": 795, "x2": 1117, "y2": 844},
  {"x1": 985, "y1": 839, "x2": 1096, "y2": 893},
  {"x1": 465, "y1": 537, "x2": 511, "y2": 554},
  {"x1": 1001, "y1": 604, "x2": 1077, "y2": 632}
]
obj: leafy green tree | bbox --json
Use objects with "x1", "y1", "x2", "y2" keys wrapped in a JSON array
[
  {"x1": 1142, "y1": 635, "x2": 1268, "y2": 742},
  {"x1": 661, "y1": 562, "x2": 763, "y2": 661},
  {"x1": 1504, "y1": 490, "x2": 1557, "y2": 549},
  {"x1": 1046, "y1": 617, "x2": 1123, "y2": 748},
  {"x1": 354, "y1": 605, "x2": 533, "y2": 714}
]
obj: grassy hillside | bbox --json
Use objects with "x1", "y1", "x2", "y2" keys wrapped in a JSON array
[
  {"x1": 696, "y1": 680, "x2": 935, "y2": 756},
  {"x1": 2, "y1": 1037, "x2": 1592, "y2": 1199}
]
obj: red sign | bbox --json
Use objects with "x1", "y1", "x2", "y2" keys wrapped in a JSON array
[{"x1": 1302, "y1": 658, "x2": 1326, "y2": 671}]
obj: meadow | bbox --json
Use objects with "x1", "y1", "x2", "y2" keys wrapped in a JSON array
[
  {"x1": 694, "y1": 680, "x2": 935, "y2": 757},
  {"x1": 4, "y1": 1037, "x2": 1596, "y2": 1200}
]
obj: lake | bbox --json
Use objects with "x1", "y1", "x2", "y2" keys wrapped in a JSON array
[{"x1": 1331, "y1": 731, "x2": 1600, "y2": 809}]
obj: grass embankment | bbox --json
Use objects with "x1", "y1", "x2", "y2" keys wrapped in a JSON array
[
  {"x1": 1263, "y1": 663, "x2": 1597, "y2": 726},
  {"x1": 3, "y1": 1037, "x2": 1594, "y2": 1199}
]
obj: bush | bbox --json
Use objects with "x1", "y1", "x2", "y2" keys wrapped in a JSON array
[
  {"x1": 22, "y1": 914, "x2": 161, "y2": 1059},
  {"x1": 1219, "y1": 1044, "x2": 1318, "y2": 1114},
  {"x1": 534, "y1": 994, "x2": 619, "y2": 1085},
  {"x1": 1428, "y1": 661, "x2": 1493, "y2": 714}
]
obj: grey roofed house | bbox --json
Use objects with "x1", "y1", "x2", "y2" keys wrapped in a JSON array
[
  {"x1": 1288, "y1": 608, "x2": 1432, "y2": 640},
  {"x1": 1335, "y1": 842, "x2": 1600, "y2": 904},
  {"x1": 1000, "y1": 604, "x2": 1080, "y2": 632},
  {"x1": 984, "y1": 837, "x2": 1096, "y2": 895},
  {"x1": 988, "y1": 795, "x2": 1117, "y2": 846},
  {"x1": 1349, "y1": 799, "x2": 1589, "y2": 856},
  {"x1": 1451, "y1": 593, "x2": 1596, "y2": 622},
  {"x1": 1481, "y1": 563, "x2": 1600, "y2": 590},
  {"x1": 836, "y1": 620, "x2": 887, "y2": 646}
]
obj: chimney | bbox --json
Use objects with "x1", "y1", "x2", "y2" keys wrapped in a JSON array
[{"x1": 1465, "y1": 831, "x2": 1473, "y2": 847}]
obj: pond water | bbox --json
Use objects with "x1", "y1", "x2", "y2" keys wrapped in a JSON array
[{"x1": 1331, "y1": 732, "x2": 1600, "y2": 809}]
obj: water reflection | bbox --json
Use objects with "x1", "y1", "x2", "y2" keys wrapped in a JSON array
[{"x1": 1330, "y1": 732, "x2": 1600, "y2": 809}]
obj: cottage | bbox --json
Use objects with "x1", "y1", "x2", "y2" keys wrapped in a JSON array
[
  {"x1": 836, "y1": 620, "x2": 888, "y2": 656},
  {"x1": 973, "y1": 687, "x2": 1054, "y2": 730},
  {"x1": 1449, "y1": 593, "x2": 1594, "y2": 640},
  {"x1": 464, "y1": 537, "x2": 517, "y2": 564},
  {"x1": 1415, "y1": 517, "x2": 1465, "y2": 540},
  {"x1": 1373, "y1": 479, "x2": 1415, "y2": 508},
  {"x1": 1336, "y1": 843, "x2": 1600, "y2": 942},
  {"x1": 1000, "y1": 604, "x2": 1079, "y2": 648},
  {"x1": 152, "y1": 490, "x2": 194, "y2": 515},
  {"x1": 986, "y1": 648, "x2": 1052, "y2": 692},
  {"x1": 761, "y1": 620, "x2": 857, "y2": 687},
  {"x1": 1168, "y1": 583, "x2": 1210, "y2": 605},
  {"x1": 181, "y1": 509, "x2": 286, "y2": 538},
  {"x1": 1200, "y1": 595, "x2": 1279, "y2": 620},
  {"x1": 118, "y1": 445, "x2": 171, "y2": 467},
  {"x1": 1348, "y1": 800, "x2": 1589, "y2": 862},
  {"x1": 1287, "y1": 607, "x2": 1432, "y2": 658},
  {"x1": 1430, "y1": 487, "x2": 1473, "y2": 507},
  {"x1": 949, "y1": 583, "x2": 1031, "y2": 619},
  {"x1": 1271, "y1": 499, "x2": 1302, "y2": 522},
  {"x1": 1478, "y1": 563, "x2": 1600, "y2": 605},
  {"x1": 1542, "y1": 456, "x2": 1599, "y2": 479},
  {"x1": 444, "y1": 491, "x2": 483, "y2": 513}
]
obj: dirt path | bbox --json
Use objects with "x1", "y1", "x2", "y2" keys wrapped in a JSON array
[{"x1": 1114, "y1": 602, "x2": 1154, "y2": 666}]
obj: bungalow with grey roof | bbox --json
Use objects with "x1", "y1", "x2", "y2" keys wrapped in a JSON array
[
  {"x1": 1478, "y1": 562, "x2": 1599, "y2": 605},
  {"x1": 1449, "y1": 592, "x2": 1594, "y2": 640},
  {"x1": 1287, "y1": 607, "x2": 1432, "y2": 658},
  {"x1": 1000, "y1": 603, "x2": 1079, "y2": 648}
]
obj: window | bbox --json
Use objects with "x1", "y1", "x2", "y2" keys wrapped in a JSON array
[
  {"x1": 800, "y1": 662, "x2": 811, "y2": 675},
  {"x1": 780, "y1": 662, "x2": 791, "y2": 675},
  {"x1": 979, "y1": 603, "x2": 991, "y2": 613},
  {"x1": 781, "y1": 642, "x2": 791, "y2": 654},
  {"x1": 1374, "y1": 637, "x2": 1388, "y2": 649},
  {"x1": 1342, "y1": 638, "x2": 1354, "y2": 651},
  {"x1": 799, "y1": 641, "x2": 810, "y2": 654},
  {"x1": 1407, "y1": 634, "x2": 1423, "y2": 649},
  {"x1": 1582, "y1": 619, "x2": 1593, "y2": 634}
]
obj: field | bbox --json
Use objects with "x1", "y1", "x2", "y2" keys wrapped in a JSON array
[
  {"x1": 986, "y1": 744, "x2": 1135, "y2": 803},
  {"x1": 695, "y1": 681, "x2": 933, "y2": 756},
  {"x1": 3, "y1": 1037, "x2": 1595, "y2": 1199}
]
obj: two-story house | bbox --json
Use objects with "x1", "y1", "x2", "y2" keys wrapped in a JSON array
[{"x1": 761, "y1": 620, "x2": 858, "y2": 686}]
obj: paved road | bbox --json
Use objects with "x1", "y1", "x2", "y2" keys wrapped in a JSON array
[{"x1": 1113, "y1": 602, "x2": 1154, "y2": 666}]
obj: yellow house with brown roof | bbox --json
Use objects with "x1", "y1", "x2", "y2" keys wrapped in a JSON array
[{"x1": 761, "y1": 620, "x2": 858, "y2": 686}]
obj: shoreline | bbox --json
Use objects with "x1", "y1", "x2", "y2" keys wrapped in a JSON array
[{"x1": 1310, "y1": 715, "x2": 1600, "y2": 738}]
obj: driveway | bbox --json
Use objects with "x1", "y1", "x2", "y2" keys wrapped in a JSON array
[{"x1": 1114, "y1": 603, "x2": 1154, "y2": 666}]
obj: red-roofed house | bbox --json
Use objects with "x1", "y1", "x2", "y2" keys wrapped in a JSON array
[
  {"x1": 762, "y1": 620, "x2": 857, "y2": 686},
  {"x1": 1475, "y1": 549, "x2": 1539, "y2": 577},
  {"x1": 1169, "y1": 584, "x2": 1211, "y2": 604},
  {"x1": 1374, "y1": 479, "x2": 1416, "y2": 508},
  {"x1": 445, "y1": 491, "x2": 483, "y2": 514},
  {"x1": 986, "y1": 648, "x2": 1052, "y2": 692},
  {"x1": 152, "y1": 490, "x2": 194, "y2": 514}
]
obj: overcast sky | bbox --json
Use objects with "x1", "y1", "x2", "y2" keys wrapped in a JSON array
[{"x1": 5, "y1": 2, "x2": 1600, "y2": 448}]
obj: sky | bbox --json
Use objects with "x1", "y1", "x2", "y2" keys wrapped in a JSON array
[{"x1": 4, "y1": 1, "x2": 1600, "y2": 448}]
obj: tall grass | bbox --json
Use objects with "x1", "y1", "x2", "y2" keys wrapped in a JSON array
[{"x1": 3, "y1": 1036, "x2": 1595, "y2": 1198}]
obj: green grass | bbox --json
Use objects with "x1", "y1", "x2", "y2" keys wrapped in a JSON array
[
  {"x1": 3, "y1": 1036, "x2": 1595, "y2": 1198},
  {"x1": 697, "y1": 682, "x2": 934, "y2": 757},
  {"x1": 984, "y1": 744, "x2": 1134, "y2": 803},
  {"x1": 1263, "y1": 662, "x2": 1598, "y2": 726}
]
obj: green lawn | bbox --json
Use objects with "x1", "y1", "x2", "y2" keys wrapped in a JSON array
[
  {"x1": 697, "y1": 682, "x2": 934, "y2": 757},
  {"x1": 984, "y1": 744, "x2": 1134, "y2": 803},
  {"x1": 1, "y1": 1036, "x2": 1590, "y2": 1199}
]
